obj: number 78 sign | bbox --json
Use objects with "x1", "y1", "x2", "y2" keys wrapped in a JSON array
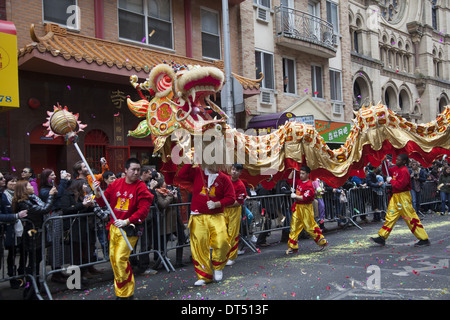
[{"x1": 0, "y1": 21, "x2": 20, "y2": 112}]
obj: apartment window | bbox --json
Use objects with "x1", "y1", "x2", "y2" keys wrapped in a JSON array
[
  {"x1": 43, "y1": 0, "x2": 78, "y2": 28},
  {"x1": 253, "y1": 0, "x2": 271, "y2": 8},
  {"x1": 255, "y1": 50, "x2": 274, "y2": 89},
  {"x1": 201, "y1": 9, "x2": 221, "y2": 60},
  {"x1": 329, "y1": 69, "x2": 342, "y2": 101},
  {"x1": 118, "y1": 0, "x2": 173, "y2": 49},
  {"x1": 282, "y1": 58, "x2": 296, "y2": 94},
  {"x1": 326, "y1": 0, "x2": 339, "y2": 34},
  {"x1": 311, "y1": 65, "x2": 323, "y2": 98},
  {"x1": 432, "y1": 0, "x2": 438, "y2": 30}
]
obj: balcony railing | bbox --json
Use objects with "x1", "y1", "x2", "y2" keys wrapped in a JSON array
[{"x1": 275, "y1": 6, "x2": 336, "y2": 53}]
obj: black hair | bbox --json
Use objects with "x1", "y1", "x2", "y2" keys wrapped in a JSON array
[
  {"x1": 232, "y1": 163, "x2": 244, "y2": 171},
  {"x1": 397, "y1": 154, "x2": 409, "y2": 165},
  {"x1": 125, "y1": 158, "x2": 141, "y2": 169},
  {"x1": 300, "y1": 166, "x2": 311, "y2": 174},
  {"x1": 102, "y1": 171, "x2": 115, "y2": 180}
]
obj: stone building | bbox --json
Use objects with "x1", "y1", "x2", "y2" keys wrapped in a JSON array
[{"x1": 349, "y1": 0, "x2": 450, "y2": 123}]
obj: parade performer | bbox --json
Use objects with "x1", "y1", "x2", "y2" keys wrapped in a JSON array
[
  {"x1": 94, "y1": 158, "x2": 153, "y2": 299},
  {"x1": 225, "y1": 163, "x2": 248, "y2": 266},
  {"x1": 176, "y1": 163, "x2": 235, "y2": 285},
  {"x1": 370, "y1": 154, "x2": 430, "y2": 247},
  {"x1": 286, "y1": 166, "x2": 327, "y2": 254}
]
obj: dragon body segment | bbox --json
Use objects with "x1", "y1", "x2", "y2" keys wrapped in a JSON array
[{"x1": 127, "y1": 63, "x2": 450, "y2": 188}]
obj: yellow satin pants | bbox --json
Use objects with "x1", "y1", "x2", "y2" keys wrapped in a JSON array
[
  {"x1": 188, "y1": 213, "x2": 230, "y2": 282},
  {"x1": 109, "y1": 225, "x2": 139, "y2": 298},
  {"x1": 378, "y1": 191, "x2": 428, "y2": 240},
  {"x1": 224, "y1": 206, "x2": 241, "y2": 261},
  {"x1": 288, "y1": 203, "x2": 327, "y2": 250}
]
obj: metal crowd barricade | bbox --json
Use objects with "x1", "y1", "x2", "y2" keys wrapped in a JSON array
[
  {"x1": 40, "y1": 206, "x2": 169, "y2": 300},
  {"x1": 346, "y1": 187, "x2": 388, "y2": 228},
  {"x1": 157, "y1": 202, "x2": 190, "y2": 269},
  {"x1": 419, "y1": 181, "x2": 440, "y2": 213},
  {"x1": 0, "y1": 219, "x2": 43, "y2": 300},
  {"x1": 240, "y1": 194, "x2": 294, "y2": 250}
]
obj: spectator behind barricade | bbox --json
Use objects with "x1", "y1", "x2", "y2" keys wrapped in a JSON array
[
  {"x1": 276, "y1": 179, "x2": 293, "y2": 243},
  {"x1": 1, "y1": 174, "x2": 27, "y2": 288},
  {"x1": 438, "y1": 166, "x2": 450, "y2": 215},
  {"x1": 312, "y1": 178, "x2": 326, "y2": 231},
  {"x1": 323, "y1": 182, "x2": 348, "y2": 227},
  {"x1": 12, "y1": 179, "x2": 56, "y2": 278},
  {"x1": 408, "y1": 160, "x2": 427, "y2": 214},
  {"x1": 116, "y1": 172, "x2": 125, "y2": 179},
  {"x1": 366, "y1": 165, "x2": 384, "y2": 222},
  {"x1": 38, "y1": 168, "x2": 70, "y2": 284},
  {"x1": 254, "y1": 184, "x2": 274, "y2": 247},
  {"x1": 21, "y1": 167, "x2": 38, "y2": 195},
  {"x1": 73, "y1": 157, "x2": 109, "y2": 192},
  {"x1": 165, "y1": 181, "x2": 186, "y2": 267},
  {"x1": 137, "y1": 166, "x2": 159, "y2": 275},
  {"x1": 153, "y1": 174, "x2": 185, "y2": 267},
  {"x1": 0, "y1": 172, "x2": 5, "y2": 192},
  {"x1": 60, "y1": 179, "x2": 100, "y2": 287},
  {"x1": 92, "y1": 171, "x2": 116, "y2": 260}
]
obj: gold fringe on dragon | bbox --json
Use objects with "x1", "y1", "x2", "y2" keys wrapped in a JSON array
[{"x1": 126, "y1": 63, "x2": 450, "y2": 189}]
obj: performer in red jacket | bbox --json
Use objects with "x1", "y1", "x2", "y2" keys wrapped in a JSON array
[
  {"x1": 224, "y1": 163, "x2": 248, "y2": 266},
  {"x1": 176, "y1": 163, "x2": 235, "y2": 285},
  {"x1": 95, "y1": 158, "x2": 153, "y2": 299},
  {"x1": 371, "y1": 154, "x2": 430, "y2": 246},
  {"x1": 286, "y1": 166, "x2": 327, "y2": 254}
]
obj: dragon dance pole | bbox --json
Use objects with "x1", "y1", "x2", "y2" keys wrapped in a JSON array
[
  {"x1": 43, "y1": 104, "x2": 133, "y2": 251},
  {"x1": 73, "y1": 142, "x2": 133, "y2": 251}
]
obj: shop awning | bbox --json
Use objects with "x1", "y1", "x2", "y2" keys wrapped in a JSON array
[{"x1": 247, "y1": 112, "x2": 296, "y2": 130}]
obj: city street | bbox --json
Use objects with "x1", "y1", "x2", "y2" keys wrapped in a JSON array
[{"x1": 41, "y1": 212, "x2": 449, "y2": 303}]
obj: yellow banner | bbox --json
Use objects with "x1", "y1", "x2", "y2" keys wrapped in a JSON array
[{"x1": 0, "y1": 28, "x2": 19, "y2": 112}]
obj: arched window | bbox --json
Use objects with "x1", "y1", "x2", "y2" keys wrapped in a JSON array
[{"x1": 84, "y1": 129, "x2": 109, "y2": 172}]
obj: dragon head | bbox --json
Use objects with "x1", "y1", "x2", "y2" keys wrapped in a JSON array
[{"x1": 127, "y1": 63, "x2": 227, "y2": 153}]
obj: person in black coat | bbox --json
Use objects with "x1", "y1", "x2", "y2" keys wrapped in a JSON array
[
  {"x1": 12, "y1": 179, "x2": 56, "y2": 276},
  {"x1": 60, "y1": 179, "x2": 99, "y2": 281},
  {"x1": 1, "y1": 174, "x2": 28, "y2": 288}
]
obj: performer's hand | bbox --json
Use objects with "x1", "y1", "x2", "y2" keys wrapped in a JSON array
[
  {"x1": 291, "y1": 193, "x2": 297, "y2": 199},
  {"x1": 386, "y1": 176, "x2": 392, "y2": 183},
  {"x1": 207, "y1": 200, "x2": 217, "y2": 209},
  {"x1": 114, "y1": 219, "x2": 129, "y2": 228}
]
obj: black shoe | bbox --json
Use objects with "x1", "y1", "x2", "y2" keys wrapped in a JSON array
[
  {"x1": 370, "y1": 236, "x2": 385, "y2": 246},
  {"x1": 414, "y1": 239, "x2": 430, "y2": 247}
]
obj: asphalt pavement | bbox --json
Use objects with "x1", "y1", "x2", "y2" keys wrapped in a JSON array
[{"x1": 1, "y1": 212, "x2": 449, "y2": 308}]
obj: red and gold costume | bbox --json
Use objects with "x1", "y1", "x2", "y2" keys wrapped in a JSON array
[
  {"x1": 288, "y1": 179, "x2": 327, "y2": 250},
  {"x1": 224, "y1": 178, "x2": 247, "y2": 262},
  {"x1": 378, "y1": 165, "x2": 428, "y2": 240},
  {"x1": 96, "y1": 178, "x2": 153, "y2": 298},
  {"x1": 176, "y1": 164, "x2": 235, "y2": 283}
]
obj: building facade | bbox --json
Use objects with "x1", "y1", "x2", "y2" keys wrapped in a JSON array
[
  {"x1": 349, "y1": 0, "x2": 450, "y2": 123},
  {"x1": 0, "y1": 0, "x2": 260, "y2": 175}
]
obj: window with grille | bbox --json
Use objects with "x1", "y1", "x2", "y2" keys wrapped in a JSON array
[
  {"x1": 118, "y1": 0, "x2": 173, "y2": 49},
  {"x1": 84, "y1": 129, "x2": 109, "y2": 173}
]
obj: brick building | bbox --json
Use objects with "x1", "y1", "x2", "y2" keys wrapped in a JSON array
[{"x1": 0, "y1": 0, "x2": 260, "y2": 176}]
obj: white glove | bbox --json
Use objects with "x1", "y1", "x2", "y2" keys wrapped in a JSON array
[
  {"x1": 291, "y1": 193, "x2": 297, "y2": 199},
  {"x1": 114, "y1": 219, "x2": 129, "y2": 228},
  {"x1": 207, "y1": 200, "x2": 217, "y2": 210},
  {"x1": 386, "y1": 176, "x2": 392, "y2": 183}
]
